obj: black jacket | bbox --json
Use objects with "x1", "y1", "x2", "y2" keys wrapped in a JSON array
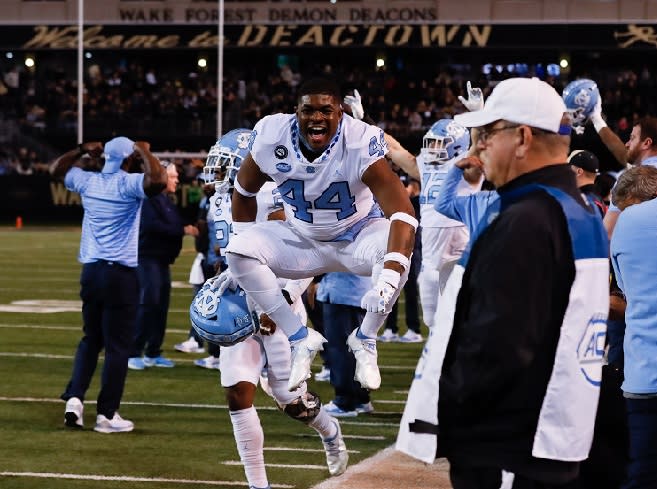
[
  {"x1": 437, "y1": 165, "x2": 588, "y2": 483},
  {"x1": 139, "y1": 193, "x2": 184, "y2": 264}
]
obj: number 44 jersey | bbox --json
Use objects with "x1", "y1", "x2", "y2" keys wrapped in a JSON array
[{"x1": 249, "y1": 113, "x2": 387, "y2": 242}]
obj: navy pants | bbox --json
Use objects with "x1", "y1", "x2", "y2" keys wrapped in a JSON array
[
  {"x1": 622, "y1": 397, "x2": 657, "y2": 489},
  {"x1": 322, "y1": 302, "x2": 369, "y2": 409},
  {"x1": 61, "y1": 261, "x2": 138, "y2": 418},
  {"x1": 134, "y1": 257, "x2": 171, "y2": 358}
]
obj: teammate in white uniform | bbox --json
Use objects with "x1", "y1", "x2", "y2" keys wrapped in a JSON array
[
  {"x1": 199, "y1": 129, "x2": 349, "y2": 489},
  {"x1": 387, "y1": 119, "x2": 482, "y2": 328},
  {"x1": 222, "y1": 78, "x2": 417, "y2": 392}
]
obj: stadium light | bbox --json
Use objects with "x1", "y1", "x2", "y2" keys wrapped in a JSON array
[
  {"x1": 85, "y1": 52, "x2": 92, "y2": 59},
  {"x1": 559, "y1": 57, "x2": 569, "y2": 69},
  {"x1": 24, "y1": 56, "x2": 35, "y2": 68},
  {"x1": 376, "y1": 57, "x2": 385, "y2": 70},
  {"x1": 198, "y1": 57, "x2": 208, "y2": 68},
  {"x1": 5, "y1": 52, "x2": 13, "y2": 59}
]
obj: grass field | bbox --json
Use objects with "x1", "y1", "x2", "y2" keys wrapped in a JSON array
[{"x1": 0, "y1": 227, "x2": 425, "y2": 489}]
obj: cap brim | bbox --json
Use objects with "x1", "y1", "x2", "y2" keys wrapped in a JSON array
[{"x1": 454, "y1": 109, "x2": 502, "y2": 128}]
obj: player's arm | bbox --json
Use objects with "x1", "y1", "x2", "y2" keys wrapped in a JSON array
[
  {"x1": 136, "y1": 141, "x2": 167, "y2": 196},
  {"x1": 49, "y1": 142, "x2": 103, "y2": 180},
  {"x1": 363, "y1": 159, "x2": 417, "y2": 274},
  {"x1": 589, "y1": 97, "x2": 628, "y2": 166},
  {"x1": 384, "y1": 133, "x2": 420, "y2": 180},
  {"x1": 231, "y1": 153, "x2": 268, "y2": 226}
]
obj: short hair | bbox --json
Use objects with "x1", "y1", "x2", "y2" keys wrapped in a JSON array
[
  {"x1": 297, "y1": 77, "x2": 341, "y2": 101},
  {"x1": 637, "y1": 116, "x2": 657, "y2": 148},
  {"x1": 612, "y1": 165, "x2": 657, "y2": 210}
]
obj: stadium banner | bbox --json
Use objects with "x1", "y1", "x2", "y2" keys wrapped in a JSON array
[
  {"x1": 0, "y1": 175, "x2": 202, "y2": 223},
  {"x1": 0, "y1": 24, "x2": 656, "y2": 50}
]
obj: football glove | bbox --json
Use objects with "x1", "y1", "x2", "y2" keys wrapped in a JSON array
[
  {"x1": 589, "y1": 94, "x2": 607, "y2": 133},
  {"x1": 343, "y1": 89, "x2": 365, "y2": 121},
  {"x1": 210, "y1": 268, "x2": 238, "y2": 296},
  {"x1": 361, "y1": 269, "x2": 400, "y2": 314},
  {"x1": 458, "y1": 81, "x2": 484, "y2": 112}
]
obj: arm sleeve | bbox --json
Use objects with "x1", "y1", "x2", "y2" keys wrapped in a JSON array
[{"x1": 140, "y1": 196, "x2": 184, "y2": 237}]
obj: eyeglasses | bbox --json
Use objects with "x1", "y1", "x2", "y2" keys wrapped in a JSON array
[{"x1": 477, "y1": 124, "x2": 520, "y2": 144}]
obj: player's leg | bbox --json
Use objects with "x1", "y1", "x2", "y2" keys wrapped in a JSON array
[
  {"x1": 263, "y1": 328, "x2": 348, "y2": 476},
  {"x1": 220, "y1": 338, "x2": 270, "y2": 489},
  {"x1": 227, "y1": 221, "x2": 333, "y2": 390}
]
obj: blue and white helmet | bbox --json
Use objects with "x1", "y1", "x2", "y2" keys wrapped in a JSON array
[
  {"x1": 190, "y1": 279, "x2": 259, "y2": 347},
  {"x1": 562, "y1": 79, "x2": 600, "y2": 131},
  {"x1": 204, "y1": 128, "x2": 252, "y2": 193},
  {"x1": 421, "y1": 119, "x2": 470, "y2": 164}
]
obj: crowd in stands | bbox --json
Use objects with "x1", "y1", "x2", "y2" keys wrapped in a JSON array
[{"x1": 1, "y1": 54, "x2": 655, "y2": 177}]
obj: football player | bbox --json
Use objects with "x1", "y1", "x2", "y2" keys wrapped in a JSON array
[
  {"x1": 219, "y1": 77, "x2": 417, "y2": 392},
  {"x1": 385, "y1": 118, "x2": 483, "y2": 329},
  {"x1": 193, "y1": 129, "x2": 349, "y2": 488}
]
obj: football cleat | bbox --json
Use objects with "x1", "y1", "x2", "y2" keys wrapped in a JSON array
[
  {"x1": 288, "y1": 328, "x2": 326, "y2": 392},
  {"x1": 347, "y1": 329, "x2": 381, "y2": 390},
  {"x1": 322, "y1": 419, "x2": 349, "y2": 476},
  {"x1": 377, "y1": 328, "x2": 400, "y2": 343},
  {"x1": 324, "y1": 401, "x2": 358, "y2": 418},
  {"x1": 399, "y1": 330, "x2": 423, "y2": 343},
  {"x1": 194, "y1": 355, "x2": 220, "y2": 370}
]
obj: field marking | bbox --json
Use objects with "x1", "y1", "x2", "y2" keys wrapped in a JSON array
[
  {"x1": 264, "y1": 447, "x2": 360, "y2": 454},
  {"x1": 0, "y1": 471, "x2": 293, "y2": 487},
  {"x1": 297, "y1": 433, "x2": 387, "y2": 441},
  {"x1": 223, "y1": 461, "x2": 328, "y2": 471}
]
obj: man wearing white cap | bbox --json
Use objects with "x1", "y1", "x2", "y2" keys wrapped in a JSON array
[
  {"x1": 396, "y1": 78, "x2": 609, "y2": 488},
  {"x1": 51, "y1": 137, "x2": 167, "y2": 433}
]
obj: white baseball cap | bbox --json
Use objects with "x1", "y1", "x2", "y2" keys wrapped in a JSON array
[{"x1": 455, "y1": 77, "x2": 571, "y2": 135}]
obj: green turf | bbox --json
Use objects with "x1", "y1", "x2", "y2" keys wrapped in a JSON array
[{"x1": 0, "y1": 227, "x2": 426, "y2": 489}]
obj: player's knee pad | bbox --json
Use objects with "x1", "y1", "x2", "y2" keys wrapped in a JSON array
[{"x1": 280, "y1": 391, "x2": 321, "y2": 424}]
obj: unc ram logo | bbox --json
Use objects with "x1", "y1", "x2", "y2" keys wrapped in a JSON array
[
  {"x1": 574, "y1": 88, "x2": 592, "y2": 109},
  {"x1": 247, "y1": 130, "x2": 257, "y2": 151},
  {"x1": 195, "y1": 287, "x2": 219, "y2": 317},
  {"x1": 445, "y1": 120, "x2": 467, "y2": 139},
  {"x1": 236, "y1": 131, "x2": 251, "y2": 150},
  {"x1": 577, "y1": 314, "x2": 607, "y2": 386}
]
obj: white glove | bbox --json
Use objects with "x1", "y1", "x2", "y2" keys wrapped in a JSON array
[
  {"x1": 360, "y1": 269, "x2": 400, "y2": 314},
  {"x1": 589, "y1": 94, "x2": 607, "y2": 132},
  {"x1": 343, "y1": 89, "x2": 364, "y2": 120},
  {"x1": 457, "y1": 81, "x2": 484, "y2": 112},
  {"x1": 209, "y1": 268, "x2": 238, "y2": 295}
]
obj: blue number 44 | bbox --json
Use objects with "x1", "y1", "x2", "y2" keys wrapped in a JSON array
[{"x1": 278, "y1": 179, "x2": 356, "y2": 223}]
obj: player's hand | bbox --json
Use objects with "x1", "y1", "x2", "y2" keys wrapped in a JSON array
[
  {"x1": 458, "y1": 81, "x2": 484, "y2": 112},
  {"x1": 343, "y1": 89, "x2": 364, "y2": 120},
  {"x1": 361, "y1": 269, "x2": 400, "y2": 314},
  {"x1": 81, "y1": 142, "x2": 103, "y2": 158},
  {"x1": 210, "y1": 268, "x2": 238, "y2": 295},
  {"x1": 455, "y1": 155, "x2": 484, "y2": 170}
]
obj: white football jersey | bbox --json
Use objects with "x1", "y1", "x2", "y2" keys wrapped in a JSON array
[
  {"x1": 208, "y1": 191, "x2": 233, "y2": 260},
  {"x1": 256, "y1": 181, "x2": 283, "y2": 223},
  {"x1": 249, "y1": 113, "x2": 387, "y2": 241},
  {"x1": 417, "y1": 154, "x2": 480, "y2": 228}
]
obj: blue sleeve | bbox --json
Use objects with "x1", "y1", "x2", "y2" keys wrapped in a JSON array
[
  {"x1": 64, "y1": 167, "x2": 84, "y2": 192},
  {"x1": 121, "y1": 172, "x2": 146, "y2": 200}
]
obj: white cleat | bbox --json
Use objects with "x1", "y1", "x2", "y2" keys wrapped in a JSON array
[
  {"x1": 288, "y1": 328, "x2": 326, "y2": 392},
  {"x1": 347, "y1": 329, "x2": 381, "y2": 390},
  {"x1": 322, "y1": 419, "x2": 349, "y2": 476}
]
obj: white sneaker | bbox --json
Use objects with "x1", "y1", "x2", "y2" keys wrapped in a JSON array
[
  {"x1": 347, "y1": 329, "x2": 381, "y2": 390},
  {"x1": 322, "y1": 419, "x2": 349, "y2": 476},
  {"x1": 377, "y1": 329, "x2": 400, "y2": 343},
  {"x1": 314, "y1": 366, "x2": 331, "y2": 382},
  {"x1": 355, "y1": 401, "x2": 374, "y2": 414},
  {"x1": 174, "y1": 336, "x2": 204, "y2": 354},
  {"x1": 399, "y1": 330, "x2": 423, "y2": 343},
  {"x1": 94, "y1": 413, "x2": 134, "y2": 433},
  {"x1": 64, "y1": 397, "x2": 83, "y2": 428},
  {"x1": 194, "y1": 355, "x2": 220, "y2": 370},
  {"x1": 288, "y1": 328, "x2": 326, "y2": 391}
]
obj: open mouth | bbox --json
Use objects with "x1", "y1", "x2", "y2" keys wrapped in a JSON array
[{"x1": 307, "y1": 126, "x2": 328, "y2": 146}]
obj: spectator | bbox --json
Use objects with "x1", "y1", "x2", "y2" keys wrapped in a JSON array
[
  {"x1": 53, "y1": 136, "x2": 167, "y2": 433},
  {"x1": 568, "y1": 149, "x2": 607, "y2": 216},
  {"x1": 398, "y1": 77, "x2": 609, "y2": 488},
  {"x1": 128, "y1": 160, "x2": 198, "y2": 370},
  {"x1": 609, "y1": 165, "x2": 657, "y2": 489}
]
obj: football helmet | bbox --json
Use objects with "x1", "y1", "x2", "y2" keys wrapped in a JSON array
[
  {"x1": 203, "y1": 128, "x2": 252, "y2": 193},
  {"x1": 420, "y1": 119, "x2": 470, "y2": 164},
  {"x1": 562, "y1": 79, "x2": 600, "y2": 131},
  {"x1": 190, "y1": 278, "x2": 259, "y2": 347}
]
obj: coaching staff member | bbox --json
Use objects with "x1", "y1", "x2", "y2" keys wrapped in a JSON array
[{"x1": 51, "y1": 137, "x2": 166, "y2": 433}]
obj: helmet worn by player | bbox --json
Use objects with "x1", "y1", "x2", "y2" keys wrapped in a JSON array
[
  {"x1": 421, "y1": 119, "x2": 470, "y2": 164},
  {"x1": 204, "y1": 128, "x2": 252, "y2": 193}
]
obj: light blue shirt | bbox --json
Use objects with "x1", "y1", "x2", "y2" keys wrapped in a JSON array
[
  {"x1": 65, "y1": 167, "x2": 145, "y2": 267},
  {"x1": 611, "y1": 197, "x2": 657, "y2": 394},
  {"x1": 434, "y1": 165, "x2": 499, "y2": 235},
  {"x1": 317, "y1": 272, "x2": 369, "y2": 308},
  {"x1": 608, "y1": 155, "x2": 657, "y2": 213}
]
